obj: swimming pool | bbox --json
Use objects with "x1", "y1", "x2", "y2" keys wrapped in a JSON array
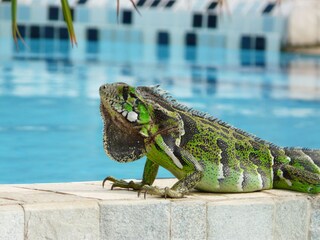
[{"x1": 1, "y1": 42, "x2": 320, "y2": 184}]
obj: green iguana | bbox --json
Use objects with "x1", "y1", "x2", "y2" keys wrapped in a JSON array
[{"x1": 99, "y1": 82, "x2": 320, "y2": 198}]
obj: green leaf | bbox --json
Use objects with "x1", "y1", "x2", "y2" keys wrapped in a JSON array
[
  {"x1": 11, "y1": 0, "x2": 25, "y2": 47},
  {"x1": 61, "y1": 0, "x2": 77, "y2": 47}
]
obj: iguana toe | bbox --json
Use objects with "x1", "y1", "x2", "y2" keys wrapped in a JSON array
[
  {"x1": 102, "y1": 176, "x2": 147, "y2": 191},
  {"x1": 138, "y1": 185, "x2": 185, "y2": 199}
]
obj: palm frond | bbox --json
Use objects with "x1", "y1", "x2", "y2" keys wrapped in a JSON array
[
  {"x1": 11, "y1": 0, "x2": 26, "y2": 48},
  {"x1": 61, "y1": 0, "x2": 77, "y2": 47}
]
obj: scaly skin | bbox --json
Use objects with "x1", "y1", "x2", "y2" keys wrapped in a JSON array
[{"x1": 99, "y1": 82, "x2": 320, "y2": 198}]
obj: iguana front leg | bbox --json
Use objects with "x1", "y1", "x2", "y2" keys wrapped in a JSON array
[
  {"x1": 140, "y1": 136, "x2": 204, "y2": 198},
  {"x1": 139, "y1": 170, "x2": 203, "y2": 198},
  {"x1": 102, "y1": 158, "x2": 159, "y2": 190}
]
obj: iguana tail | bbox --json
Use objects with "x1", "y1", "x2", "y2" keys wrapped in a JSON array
[{"x1": 272, "y1": 147, "x2": 320, "y2": 193}]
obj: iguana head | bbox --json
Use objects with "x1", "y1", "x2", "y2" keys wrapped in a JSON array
[
  {"x1": 100, "y1": 82, "x2": 151, "y2": 125},
  {"x1": 100, "y1": 82, "x2": 185, "y2": 163},
  {"x1": 99, "y1": 82, "x2": 151, "y2": 162}
]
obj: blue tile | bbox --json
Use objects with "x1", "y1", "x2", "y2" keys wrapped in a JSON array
[
  {"x1": 255, "y1": 52, "x2": 266, "y2": 67},
  {"x1": 58, "y1": 41, "x2": 70, "y2": 54},
  {"x1": 206, "y1": 67, "x2": 217, "y2": 95},
  {"x1": 77, "y1": 0, "x2": 88, "y2": 4},
  {"x1": 150, "y1": 0, "x2": 161, "y2": 8},
  {"x1": 184, "y1": 47, "x2": 197, "y2": 62},
  {"x1": 157, "y1": 45, "x2": 170, "y2": 61},
  {"x1": 185, "y1": 32, "x2": 197, "y2": 47},
  {"x1": 262, "y1": 3, "x2": 275, "y2": 14},
  {"x1": 193, "y1": 13, "x2": 203, "y2": 28},
  {"x1": 240, "y1": 35, "x2": 252, "y2": 50},
  {"x1": 43, "y1": 40, "x2": 55, "y2": 54},
  {"x1": 191, "y1": 66, "x2": 202, "y2": 81},
  {"x1": 17, "y1": 25, "x2": 26, "y2": 38},
  {"x1": 207, "y1": 14, "x2": 217, "y2": 29},
  {"x1": 48, "y1": 6, "x2": 59, "y2": 21},
  {"x1": 208, "y1": 1, "x2": 218, "y2": 10},
  {"x1": 86, "y1": 42, "x2": 99, "y2": 54},
  {"x1": 122, "y1": 10, "x2": 132, "y2": 25},
  {"x1": 137, "y1": 0, "x2": 147, "y2": 7},
  {"x1": 240, "y1": 51, "x2": 252, "y2": 66},
  {"x1": 165, "y1": 1, "x2": 176, "y2": 8},
  {"x1": 30, "y1": 26, "x2": 40, "y2": 39},
  {"x1": 206, "y1": 67, "x2": 217, "y2": 83},
  {"x1": 44, "y1": 26, "x2": 55, "y2": 39},
  {"x1": 87, "y1": 28, "x2": 99, "y2": 42},
  {"x1": 157, "y1": 31, "x2": 170, "y2": 45},
  {"x1": 255, "y1": 36, "x2": 266, "y2": 50},
  {"x1": 58, "y1": 27, "x2": 69, "y2": 40},
  {"x1": 30, "y1": 40, "x2": 41, "y2": 53}
]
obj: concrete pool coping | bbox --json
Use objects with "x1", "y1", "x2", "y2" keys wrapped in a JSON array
[{"x1": 1, "y1": 178, "x2": 320, "y2": 240}]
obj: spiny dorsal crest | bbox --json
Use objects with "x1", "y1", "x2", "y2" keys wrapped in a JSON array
[{"x1": 147, "y1": 85, "x2": 279, "y2": 149}]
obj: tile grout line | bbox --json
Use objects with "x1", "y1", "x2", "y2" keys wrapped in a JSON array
[
  {"x1": 206, "y1": 202, "x2": 208, "y2": 240},
  {"x1": 169, "y1": 200, "x2": 172, "y2": 240},
  {"x1": 13, "y1": 185, "x2": 108, "y2": 202},
  {"x1": 271, "y1": 197, "x2": 276, "y2": 240},
  {"x1": 18, "y1": 203, "x2": 28, "y2": 240},
  {"x1": 306, "y1": 196, "x2": 313, "y2": 240},
  {"x1": 97, "y1": 201, "x2": 102, "y2": 240}
]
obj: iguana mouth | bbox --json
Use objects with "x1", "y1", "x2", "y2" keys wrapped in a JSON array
[
  {"x1": 99, "y1": 84, "x2": 141, "y2": 132},
  {"x1": 100, "y1": 100, "x2": 141, "y2": 136},
  {"x1": 100, "y1": 95, "x2": 140, "y2": 125},
  {"x1": 99, "y1": 83, "x2": 150, "y2": 125}
]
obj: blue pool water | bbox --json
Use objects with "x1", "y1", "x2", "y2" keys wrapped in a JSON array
[{"x1": 1, "y1": 43, "x2": 320, "y2": 184}]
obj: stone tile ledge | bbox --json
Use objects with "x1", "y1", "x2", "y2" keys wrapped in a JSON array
[{"x1": 0, "y1": 178, "x2": 319, "y2": 240}]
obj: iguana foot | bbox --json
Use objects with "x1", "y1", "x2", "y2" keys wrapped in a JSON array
[
  {"x1": 138, "y1": 185, "x2": 185, "y2": 199},
  {"x1": 102, "y1": 176, "x2": 146, "y2": 190}
]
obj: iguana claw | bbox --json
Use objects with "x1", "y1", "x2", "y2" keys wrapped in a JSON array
[
  {"x1": 103, "y1": 177, "x2": 184, "y2": 198},
  {"x1": 102, "y1": 176, "x2": 147, "y2": 191},
  {"x1": 138, "y1": 185, "x2": 185, "y2": 199},
  {"x1": 102, "y1": 176, "x2": 125, "y2": 188}
]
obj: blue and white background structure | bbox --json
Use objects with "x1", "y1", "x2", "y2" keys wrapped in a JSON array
[{"x1": 0, "y1": 0, "x2": 292, "y2": 64}]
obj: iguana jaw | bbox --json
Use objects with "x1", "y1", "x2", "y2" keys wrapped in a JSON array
[{"x1": 99, "y1": 83, "x2": 153, "y2": 138}]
